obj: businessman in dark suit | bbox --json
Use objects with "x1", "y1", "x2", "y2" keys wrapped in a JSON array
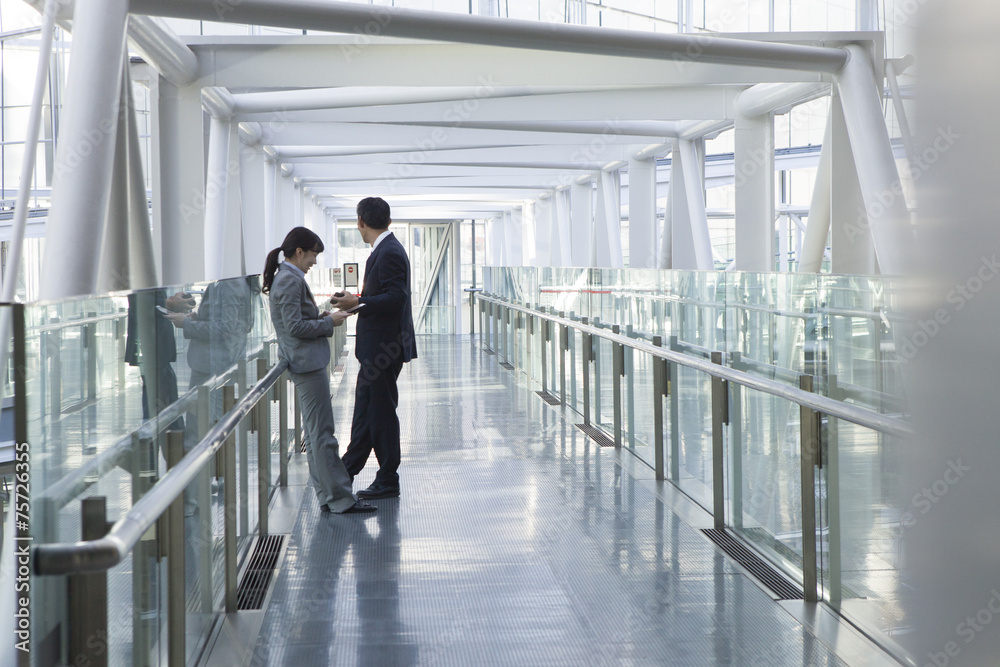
[{"x1": 332, "y1": 197, "x2": 417, "y2": 499}]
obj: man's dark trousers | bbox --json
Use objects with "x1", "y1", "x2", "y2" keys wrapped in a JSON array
[{"x1": 343, "y1": 356, "x2": 404, "y2": 488}]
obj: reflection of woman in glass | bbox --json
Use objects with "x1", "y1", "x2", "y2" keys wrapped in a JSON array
[{"x1": 263, "y1": 227, "x2": 375, "y2": 515}]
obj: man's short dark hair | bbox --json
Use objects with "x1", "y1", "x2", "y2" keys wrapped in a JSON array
[{"x1": 357, "y1": 197, "x2": 391, "y2": 230}]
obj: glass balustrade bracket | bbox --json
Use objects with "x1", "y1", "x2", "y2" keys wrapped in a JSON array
[{"x1": 165, "y1": 430, "x2": 186, "y2": 666}]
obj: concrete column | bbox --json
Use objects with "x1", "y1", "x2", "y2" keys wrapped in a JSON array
[
  {"x1": 733, "y1": 113, "x2": 775, "y2": 271},
  {"x1": 627, "y1": 156, "x2": 657, "y2": 269},
  {"x1": 570, "y1": 180, "x2": 593, "y2": 266},
  {"x1": 41, "y1": 0, "x2": 129, "y2": 298}
]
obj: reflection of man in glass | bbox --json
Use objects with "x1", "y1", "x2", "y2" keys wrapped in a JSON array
[
  {"x1": 165, "y1": 277, "x2": 253, "y2": 507},
  {"x1": 125, "y1": 289, "x2": 194, "y2": 429}
]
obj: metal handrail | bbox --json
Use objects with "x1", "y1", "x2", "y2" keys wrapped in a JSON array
[
  {"x1": 33, "y1": 358, "x2": 289, "y2": 576},
  {"x1": 480, "y1": 294, "x2": 913, "y2": 439},
  {"x1": 36, "y1": 345, "x2": 265, "y2": 510},
  {"x1": 32, "y1": 310, "x2": 126, "y2": 332}
]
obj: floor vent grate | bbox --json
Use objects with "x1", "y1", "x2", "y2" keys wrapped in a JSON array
[
  {"x1": 575, "y1": 423, "x2": 615, "y2": 448},
  {"x1": 536, "y1": 391, "x2": 561, "y2": 406},
  {"x1": 701, "y1": 529, "x2": 803, "y2": 600},
  {"x1": 237, "y1": 535, "x2": 286, "y2": 610},
  {"x1": 499, "y1": 361, "x2": 515, "y2": 370},
  {"x1": 483, "y1": 348, "x2": 496, "y2": 356},
  {"x1": 334, "y1": 365, "x2": 345, "y2": 373}
]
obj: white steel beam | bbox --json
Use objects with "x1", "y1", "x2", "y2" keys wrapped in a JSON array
[
  {"x1": 131, "y1": 0, "x2": 848, "y2": 72},
  {"x1": 834, "y1": 44, "x2": 912, "y2": 275},
  {"x1": 41, "y1": 0, "x2": 129, "y2": 299},
  {"x1": 235, "y1": 86, "x2": 737, "y2": 124},
  {"x1": 670, "y1": 139, "x2": 713, "y2": 270}
]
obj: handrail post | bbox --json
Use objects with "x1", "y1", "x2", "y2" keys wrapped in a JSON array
[
  {"x1": 279, "y1": 370, "x2": 289, "y2": 459},
  {"x1": 558, "y1": 312, "x2": 567, "y2": 406},
  {"x1": 799, "y1": 374, "x2": 821, "y2": 603},
  {"x1": 581, "y1": 318, "x2": 591, "y2": 426},
  {"x1": 624, "y1": 324, "x2": 635, "y2": 450},
  {"x1": 293, "y1": 379, "x2": 302, "y2": 453},
  {"x1": 86, "y1": 311, "x2": 97, "y2": 404},
  {"x1": 668, "y1": 336, "x2": 680, "y2": 482},
  {"x1": 711, "y1": 351, "x2": 728, "y2": 529},
  {"x1": 258, "y1": 358, "x2": 272, "y2": 535},
  {"x1": 540, "y1": 313, "x2": 549, "y2": 394},
  {"x1": 238, "y1": 358, "x2": 249, "y2": 536},
  {"x1": 729, "y1": 352, "x2": 744, "y2": 530},
  {"x1": 130, "y1": 433, "x2": 157, "y2": 662},
  {"x1": 68, "y1": 497, "x2": 109, "y2": 667},
  {"x1": 525, "y1": 313, "x2": 534, "y2": 385},
  {"x1": 612, "y1": 324, "x2": 623, "y2": 449},
  {"x1": 222, "y1": 385, "x2": 238, "y2": 612},
  {"x1": 652, "y1": 336, "x2": 665, "y2": 481},
  {"x1": 165, "y1": 431, "x2": 185, "y2": 667}
]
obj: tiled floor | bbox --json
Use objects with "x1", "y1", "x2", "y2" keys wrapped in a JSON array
[{"x1": 249, "y1": 337, "x2": 852, "y2": 666}]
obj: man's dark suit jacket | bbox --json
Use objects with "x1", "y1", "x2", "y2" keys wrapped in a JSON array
[{"x1": 355, "y1": 232, "x2": 417, "y2": 364}]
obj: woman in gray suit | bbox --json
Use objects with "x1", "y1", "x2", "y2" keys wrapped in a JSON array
[{"x1": 263, "y1": 227, "x2": 375, "y2": 515}]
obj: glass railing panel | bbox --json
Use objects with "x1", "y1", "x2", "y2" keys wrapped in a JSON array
[
  {"x1": 595, "y1": 335, "x2": 614, "y2": 435},
  {"x1": 625, "y1": 345, "x2": 655, "y2": 468},
  {"x1": 20, "y1": 274, "x2": 274, "y2": 666},
  {"x1": 730, "y1": 387, "x2": 807, "y2": 585},
  {"x1": 673, "y1": 362, "x2": 715, "y2": 510},
  {"x1": 822, "y1": 419, "x2": 906, "y2": 642}
]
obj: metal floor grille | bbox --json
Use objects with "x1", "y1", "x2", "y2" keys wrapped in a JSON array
[
  {"x1": 334, "y1": 365, "x2": 345, "y2": 373},
  {"x1": 237, "y1": 535, "x2": 286, "y2": 610},
  {"x1": 499, "y1": 361, "x2": 515, "y2": 370},
  {"x1": 701, "y1": 529, "x2": 803, "y2": 600},
  {"x1": 483, "y1": 348, "x2": 495, "y2": 355},
  {"x1": 535, "y1": 391, "x2": 561, "y2": 406},
  {"x1": 575, "y1": 423, "x2": 615, "y2": 448}
]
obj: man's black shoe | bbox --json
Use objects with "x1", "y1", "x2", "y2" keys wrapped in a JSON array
[
  {"x1": 357, "y1": 483, "x2": 400, "y2": 500},
  {"x1": 342, "y1": 501, "x2": 377, "y2": 514},
  {"x1": 319, "y1": 503, "x2": 331, "y2": 513}
]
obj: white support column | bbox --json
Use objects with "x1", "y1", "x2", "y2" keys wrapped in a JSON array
[
  {"x1": 835, "y1": 44, "x2": 913, "y2": 275},
  {"x1": 293, "y1": 179, "x2": 303, "y2": 231},
  {"x1": 328, "y1": 213, "x2": 339, "y2": 273},
  {"x1": 40, "y1": 0, "x2": 129, "y2": 299},
  {"x1": 239, "y1": 125, "x2": 266, "y2": 274},
  {"x1": 154, "y1": 79, "x2": 205, "y2": 284},
  {"x1": 594, "y1": 169, "x2": 624, "y2": 268},
  {"x1": 451, "y1": 219, "x2": 462, "y2": 334},
  {"x1": 533, "y1": 196, "x2": 553, "y2": 268},
  {"x1": 670, "y1": 139, "x2": 714, "y2": 270},
  {"x1": 627, "y1": 155, "x2": 657, "y2": 269},
  {"x1": 800, "y1": 113, "x2": 833, "y2": 272},
  {"x1": 486, "y1": 215, "x2": 503, "y2": 265},
  {"x1": 204, "y1": 115, "x2": 232, "y2": 281},
  {"x1": 829, "y1": 88, "x2": 876, "y2": 274},
  {"x1": 553, "y1": 189, "x2": 573, "y2": 266},
  {"x1": 98, "y1": 65, "x2": 132, "y2": 294},
  {"x1": 508, "y1": 207, "x2": 523, "y2": 266},
  {"x1": 660, "y1": 176, "x2": 673, "y2": 269},
  {"x1": 733, "y1": 113, "x2": 775, "y2": 271},
  {"x1": 263, "y1": 156, "x2": 276, "y2": 253},
  {"x1": 520, "y1": 201, "x2": 537, "y2": 267},
  {"x1": 570, "y1": 180, "x2": 593, "y2": 267}
]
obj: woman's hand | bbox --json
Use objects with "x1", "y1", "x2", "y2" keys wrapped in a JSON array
[{"x1": 328, "y1": 310, "x2": 351, "y2": 327}]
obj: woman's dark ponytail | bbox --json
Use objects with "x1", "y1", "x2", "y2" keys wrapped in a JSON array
[
  {"x1": 261, "y1": 227, "x2": 325, "y2": 294},
  {"x1": 261, "y1": 247, "x2": 282, "y2": 294}
]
